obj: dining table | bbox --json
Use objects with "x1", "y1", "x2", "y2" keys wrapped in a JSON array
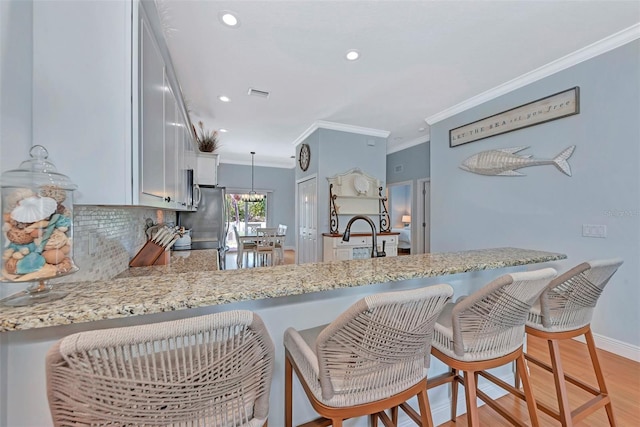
[{"x1": 235, "y1": 228, "x2": 286, "y2": 268}]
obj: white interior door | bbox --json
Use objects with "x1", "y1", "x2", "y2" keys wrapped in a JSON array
[
  {"x1": 297, "y1": 177, "x2": 317, "y2": 264},
  {"x1": 416, "y1": 179, "x2": 431, "y2": 254}
]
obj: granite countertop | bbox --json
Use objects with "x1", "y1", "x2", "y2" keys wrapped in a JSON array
[
  {"x1": 0, "y1": 247, "x2": 565, "y2": 332},
  {"x1": 115, "y1": 249, "x2": 219, "y2": 278}
]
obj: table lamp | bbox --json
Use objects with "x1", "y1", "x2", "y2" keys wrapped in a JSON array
[{"x1": 401, "y1": 215, "x2": 411, "y2": 227}]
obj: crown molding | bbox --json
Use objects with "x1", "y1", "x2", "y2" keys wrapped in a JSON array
[
  {"x1": 291, "y1": 120, "x2": 390, "y2": 146},
  {"x1": 426, "y1": 23, "x2": 640, "y2": 125},
  {"x1": 386, "y1": 134, "x2": 430, "y2": 154}
]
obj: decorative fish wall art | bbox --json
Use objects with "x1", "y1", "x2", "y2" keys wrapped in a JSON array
[{"x1": 460, "y1": 145, "x2": 576, "y2": 176}]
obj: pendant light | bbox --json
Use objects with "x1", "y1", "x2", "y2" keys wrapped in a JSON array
[{"x1": 241, "y1": 151, "x2": 264, "y2": 202}]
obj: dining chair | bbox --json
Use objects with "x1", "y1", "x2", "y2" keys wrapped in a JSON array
[
  {"x1": 46, "y1": 310, "x2": 275, "y2": 426},
  {"x1": 234, "y1": 224, "x2": 256, "y2": 268},
  {"x1": 284, "y1": 284, "x2": 454, "y2": 427},
  {"x1": 506, "y1": 258, "x2": 623, "y2": 426},
  {"x1": 275, "y1": 224, "x2": 288, "y2": 263},
  {"x1": 428, "y1": 268, "x2": 557, "y2": 427},
  {"x1": 256, "y1": 227, "x2": 279, "y2": 266}
]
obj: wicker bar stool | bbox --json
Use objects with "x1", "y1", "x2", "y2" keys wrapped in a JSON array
[
  {"x1": 428, "y1": 268, "x2": 557, "y2": 427},
  {"x1": 509, "y1": 258, "x2": 623, "y2": 426},
  {"x1": 284, "y1": 284, "x2": 454, "y2": 427},
  {"x1": 46, "y1": 310, "x2": 275, "y2": 427}
]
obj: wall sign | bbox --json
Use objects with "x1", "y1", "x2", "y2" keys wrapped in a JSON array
[{"x1": 449, "y1": 87, "x2": 580, "y2": 147}]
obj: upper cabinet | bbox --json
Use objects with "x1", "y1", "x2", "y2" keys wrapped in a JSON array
[
  {"x1": 196, "y1": 153, "x2": 219, "y2": 186},
  {"x1": 31, "y1": 0, "x2": 196, "y2": 210}
]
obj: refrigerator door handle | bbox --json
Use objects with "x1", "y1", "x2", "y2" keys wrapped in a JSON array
[{"x1": 193, "y1": 184, "x2": 202, "y2": 207}]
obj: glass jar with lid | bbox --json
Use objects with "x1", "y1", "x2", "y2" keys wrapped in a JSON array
[{"x1": 1, "y1": 145, "x2": 78, "y2": 306}]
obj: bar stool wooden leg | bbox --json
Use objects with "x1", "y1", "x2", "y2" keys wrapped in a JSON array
[
  {"x1": 285, "y1": 356, "x2": 293, "y2": 427},
  {"x1": 417, "y1": 386, "x2": 435, "y2": 427},
  {"x1": 548, "y1": 339, "x2": 573, "y2": 427},
  {"x1": 450, "y1": 368, "x2": 459, "y2": 421},
  {"x1": 516, "y1": 353, "x2": 540, "y2": 427},
  {"x1": 463, "y1": 370, "x2": 480, "y2": 427},
  {"x1": 585, "y1": 328, "x2": 616, "y2": 426}
]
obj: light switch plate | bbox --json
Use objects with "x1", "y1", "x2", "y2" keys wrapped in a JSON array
[{"x1": 582, "y1": 224, "x2": 607, "y2": 238}]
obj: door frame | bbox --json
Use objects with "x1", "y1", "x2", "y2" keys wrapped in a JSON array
[{"x1": 416, "y1": 178, "x2": 431, "y2": 254}]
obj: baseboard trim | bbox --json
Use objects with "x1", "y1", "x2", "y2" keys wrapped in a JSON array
[{"x1": 573, "y1": 332, "x2": 640, "y2": 362}]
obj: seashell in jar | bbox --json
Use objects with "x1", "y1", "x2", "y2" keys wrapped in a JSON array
[
  {"x1": 11, "y1": 251, "x2": 24, "y2": 260},
  {"x1": 3, "y1": 248, "x2": 15, "y2": 260},
  {"x1": 42, "y1": 249, "x2": 65, "y2": 265},
  {"x1": 39, "y1": 185, "x2": 66, "y2": 204},
  {"x1": 15, "y1": 252, "x2": 46, "y2": 274},
  {"x1": 13, "y1": 263, "x2": 57, "y2": 282},
  {"x1": 6, "y1": 227, "x2": 34, "y2": 245},
  {"x1": 4, "y1": 258, "x2": 18, "y2": 274},
  {"x1": 60, "y1": 243, "x2": 71, "y2": 255},
  {"x1": 44, "y1": 229, "x2": 68, "y2": 250},
  {"x1": 25, "y1": 219, "x2": 49, "y2": 232},
  {"x1": 4, "y1": 188, "x2": 36, "y2": 211},
  {"x1": 56, "y1": 257, "x2": 74, "y2": 274},
  {"x1": 10, "y1": 196, "x2": 57, "y2": 223}
]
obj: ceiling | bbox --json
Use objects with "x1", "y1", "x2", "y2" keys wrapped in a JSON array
[{"x1": 158, "y1": 0, "x2": 640, "y2": 168}]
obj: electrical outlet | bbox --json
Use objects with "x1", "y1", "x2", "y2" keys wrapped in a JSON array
[{"x1": 582, "y1": 224, "x2": 607, "y2": 238}]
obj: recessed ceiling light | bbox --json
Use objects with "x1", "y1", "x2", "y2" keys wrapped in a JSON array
[
  {"x1": 219, "y1": 11, "x2": 239, "y2": 27},
  {"x1": 418, "y1": 127, "x2": 426, "y2": 132},
  {"x1": 345, "y1": 50, "x2": 360, "y2": 61},
  {"x1": 218, "y1": 95, "x2": 230, "y2": 102},
  {"x1": 219, "y1": 128, "x2": 228, "y2": 133}
]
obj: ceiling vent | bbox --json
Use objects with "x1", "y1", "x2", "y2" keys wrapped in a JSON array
[{"x1": 247, "y1": 88, "x2": 270, "y2": 98}]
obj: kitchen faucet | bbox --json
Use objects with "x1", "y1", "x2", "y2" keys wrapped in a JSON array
[{"x1": 342, "y1": 215, "x2": 386, "y2": 258}]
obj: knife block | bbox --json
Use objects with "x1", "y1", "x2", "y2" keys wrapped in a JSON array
[{"x1": 129, "y1": 240, "x2": 170, "y2": 267}]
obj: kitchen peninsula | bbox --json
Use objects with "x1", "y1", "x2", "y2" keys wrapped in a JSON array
[{"x1": 0, "y1": 247, "x2": 566, "y2": 426}]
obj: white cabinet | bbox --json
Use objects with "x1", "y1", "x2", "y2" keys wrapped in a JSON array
[
  {"x1": 323, "y1": 234, "x2": 398, "y2": 261},
  {"x1": 137, "y1": 2, "x2": 193, "y2": 210},
  {"x1": 31, "y1": 0, "x2": 196, "y2": 210},
  {"x1": 196, "y1": 153, "x2": 219, "y2": 186},
  {"x1": 139, "y1": 12, "x2": 166, "y2": 204}
]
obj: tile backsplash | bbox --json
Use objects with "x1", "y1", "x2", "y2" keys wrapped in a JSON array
[{"x1": 52, "y1": 206, "x2": 176, "y2": 283}]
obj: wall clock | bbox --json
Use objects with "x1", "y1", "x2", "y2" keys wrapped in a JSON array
[{"x1": 299, "y1": 143, "x2": 311, "y2": 171}]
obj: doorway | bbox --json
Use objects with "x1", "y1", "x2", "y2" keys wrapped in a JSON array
[
  {"x1": 386, "y1": 180, "x2": 414, "y2": 254},
  {"x1": 225, "y1": 193, "x2": 267, "y2": 250}
]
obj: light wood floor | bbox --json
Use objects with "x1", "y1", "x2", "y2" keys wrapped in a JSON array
[{"x1": 438, "y1": 334, "x2": 640, "y2": 426}]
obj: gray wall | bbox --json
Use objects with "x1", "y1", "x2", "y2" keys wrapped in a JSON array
[
  {"x1": 296, "y1": 128, "x2": 388, "y2": 257},
  {"x1": 386, "y1": 141, "x2": 430, "y2": 184},
  {"x1": 218, "y1": 163, "x2": 296, "y2": 247},
  {"x1": 317, "y1": 129, "x2": 387, "y2": 236},
  {"x1": 0, "y1": 0, "x2": 32, "y2": 173},
  {"x1": 430, "y1": 41, "x2": 640, "y2": 348}
]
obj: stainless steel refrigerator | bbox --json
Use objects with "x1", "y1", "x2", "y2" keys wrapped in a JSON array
[{"x1": 177, "y1": 185, "x2": 228, "y2": 267}]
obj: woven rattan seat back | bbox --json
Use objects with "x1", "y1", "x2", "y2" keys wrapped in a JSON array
[
  {"x1": 529, "y1": 258, "x2": 623, "y2": 331},
  {"x1": 442, "y1": 268, "x2": 557, "y2": 360},
  {"x1": 46, "y1": 310, "x2": 275, "y2": 427},
  {"x1": 314, "y1": 284, "x2": 453, "y2": 402}
]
